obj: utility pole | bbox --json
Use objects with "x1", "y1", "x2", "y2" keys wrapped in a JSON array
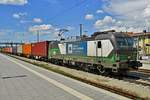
[
  {"x1": 80, "y1": 24, "x2": 83, "y2": 37},
  {"x1": 37, "y1": 30, "x2": 40, "y2": 42}
]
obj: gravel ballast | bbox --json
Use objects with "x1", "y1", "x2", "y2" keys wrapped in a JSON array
[{"x1": 9, "y1": 55, "x2": 150, "y2": 99}]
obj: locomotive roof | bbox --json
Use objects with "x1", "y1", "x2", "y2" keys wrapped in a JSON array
[
  {"x1": 61, "y1": 32, "x2": 131, "y2": 43},
  {"x1": 95, "y1": 32, "x2": 131, "y2": 40}
]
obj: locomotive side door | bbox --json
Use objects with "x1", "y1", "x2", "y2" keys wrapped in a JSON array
[
  {"x1": 96, "y1": 41, "x2": 103, "y2": 57},
  {"x1": 96, "y1": 40, "x2": 114, "y2": 58}
]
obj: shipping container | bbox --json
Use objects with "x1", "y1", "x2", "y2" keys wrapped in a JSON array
[
  {"x1": 0, "y1": 48, "x2": 2, "y2": 52},
  {"x1": 12, "y1": 46, "x2": 17, "y2": 54},
  {"x1": 66, "y1": 41, "x2": 87, "y2": 56},
  {"x1": 1, "y1": 48, "x2": 4, "y2": 52},
  {"x1": 9, "y1": 47, "x2": 12, "y2": 53},
  {"x1": 22, "y1": 43, "x2": 32, "y2": 56},
  {"x1": 32, "y1": 41, "x2": 49, "y2": 58},
  {"x1": 17, "y1": 45, "x2": 23, "y2": 54},
  {"x1": 4, "y1": 47, "x2": 12, "y2": 53}
]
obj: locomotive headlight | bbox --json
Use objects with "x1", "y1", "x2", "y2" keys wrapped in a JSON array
[
  {"x1": 116, "y1": 53, "x2": 120, "y2": 62},
  {"x1": 116, "y1": 51, "x2": 120, "y2": 62}
]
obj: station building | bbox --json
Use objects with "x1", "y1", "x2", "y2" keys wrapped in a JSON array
[{"x1": 131, "y1": 32, "x2": 150, "y2": 60}]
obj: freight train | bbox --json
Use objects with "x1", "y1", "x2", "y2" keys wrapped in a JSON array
[{"x1": 1, "y1": 31, "x2": 142, "y2": 75}]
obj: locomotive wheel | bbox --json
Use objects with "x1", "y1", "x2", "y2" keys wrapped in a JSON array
[
  {"x1": 97, "y1": 65, "x2": 105, "y2": 74},
  {"x1": 84, "y1": 64, "x2": 90, "y2": 72}
]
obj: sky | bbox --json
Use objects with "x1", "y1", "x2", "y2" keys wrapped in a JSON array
[{"x1": 0, "y1": 0, "x2": 150, "y2": 42}]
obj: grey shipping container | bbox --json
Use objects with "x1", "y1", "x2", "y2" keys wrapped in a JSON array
[
  {"x1": 12, "y1": 46, "x2": 17, "y2": 54},
  {"x1": 17, "y1": 45, "x2": 23, "y2": 54}
]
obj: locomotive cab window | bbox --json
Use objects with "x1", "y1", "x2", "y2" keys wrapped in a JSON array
[
  {"x1": 98, "y1": 41, "x2": 102, "y2": 48},
  {"x1": 116, "y1": 37, "x2": 134, "y2": 48},
  {"x1": 69, "y1": 47, "x2": 72, "y2": 51}
]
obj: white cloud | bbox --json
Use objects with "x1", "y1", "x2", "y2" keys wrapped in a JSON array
[
  {"x1": 0, "y1": 0, "x2": 28, "y2": 5},
  {"x1": 102, "y1": 16, "x2": 116, "y2": 24},
  {"x1": 29, "y1": 24, "x2": 61, "y2": 38},
  {"x1": 94, "y1": 16, "x2": 144, "y2": 32},
  {"x1": 19, "y1": 17, "x2": 42, "y2": 24},
  {"x1": 13, "y1": 13, "x2": 20, "y2": 19},
  {"x1": 85, "y1": 14, "x2": 94, "y2": 20},
  {"x1": 144, "y1": 4, "x2": 150, "y2": 17},
  {"x1": 13, "y1": 12, "x2": 27, "y2": 19},
  {"x1": 98, "y1": 26, "x2": 143, "y2": 32},
  {"x1": 95, "y1": 0, "x2": 150, "y2": 32},
  {"x1": 104, "y1": 0, "x2": 149, "y2": 18},
  {"x1": 19, "y1": 12, "x2": 27, "y2": 16},
  {"x1": 20, "y1": 20, "x2": 31, "y2": 24},
  {"x1": 96, "y1": 10, "x2": 103, "y2": 14},
  {"x1": 94, "y1": 16, "x2": 116, "y2": 28},
  {"x1": 66, "y1": 26, "x2": 75, "y2": 31},
  {"x1": 33, "y1": 18, "x2": 43, "y2": 23},
  {"x1": 29, "y1": 24, "x2": 53, "y2": 32}
]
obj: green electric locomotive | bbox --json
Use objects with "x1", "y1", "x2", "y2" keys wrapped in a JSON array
[{"x1": 48, "y1": 31, "x2": 142, "y2": 74}]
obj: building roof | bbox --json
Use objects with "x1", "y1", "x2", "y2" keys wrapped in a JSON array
[{"x1": 131, "y1": 32, "x2": 150, "y2": 37}]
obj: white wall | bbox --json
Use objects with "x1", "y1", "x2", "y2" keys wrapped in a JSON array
[
  {"x1": 58, "y1": 43, "x2": 66, "y2": 54},
  {"x1": 87, "y1": 40, "x2": 114, "y2": 57}
]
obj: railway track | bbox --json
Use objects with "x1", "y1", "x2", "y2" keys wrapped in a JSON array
[
  {"x1": 124, "y1": 69, "x2": 150, "y2": 87},
  {"x1": 138, "y1": 69, "x2": 150, "y2": 75},
  {"x1": 102, "y1": 72, "x2": 150, "y2": 88},
  {"x1": 123, "y1": 75, "x2": 150, "y2": 87},
  {"x1": 7, "y1": 54, "x2": 150, "y2": 100}
]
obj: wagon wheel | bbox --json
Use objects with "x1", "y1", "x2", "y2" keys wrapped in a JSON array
[{"x1": 97, "y1": 65, "x2": 105, "y2": 74}]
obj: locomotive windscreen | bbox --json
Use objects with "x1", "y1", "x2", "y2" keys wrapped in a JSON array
[{"x1": 116, "y1": 37, "x2": 134, "y2": 48}]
